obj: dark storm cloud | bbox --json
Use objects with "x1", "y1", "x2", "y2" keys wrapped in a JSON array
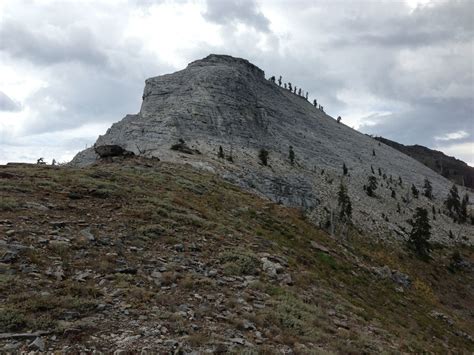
[
  {"x1": 203, "y1": 0, "x2": 270, "y2": 32},
  {"x1": 0, "y1": 21, "x2": 108, "y2": 67},
  {"x1": 0, "y1": 91, "x2": 21, "y2": 111}
]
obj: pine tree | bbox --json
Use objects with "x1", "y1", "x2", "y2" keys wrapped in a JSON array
[
  {"x1": 366, "y1": 176, "x2": 378, "y2": 197},
  {"x1": 460, "y1": 194, "x2": 469, "y2": 223},
  {"x1": 411, "y1": 184, "x2": 419, "y2": 198},
  {"x1": 342, "y1": 163, "x2": 348, "y2": 176},
  {"x1": 218, "y1": 145, "x2": 224, "y2": 159},
  {"x1": 423, "y1": 178, "x2": 433, "y2": 199},
  {"x1": 378, "y1": 167, "x2": 382, "y2": 176},
  {"x1": 445, "y1": 184, "x2": 460, "y2": 220},
  {"x1": 407, "y1": 207, "x2": 432, "y2": 260},
  {"x1": 391, "y1": 189, "x2": 396, "y2": 198},
  {"x1": 289, "y1": 146, "x2": 295, "y2": 165},
  {"x1": 337, "y1": 183, "x2": 352, "y2": 222},
  {"x1": 258, "y1": 148, "x2": 269, "y2": 166}
]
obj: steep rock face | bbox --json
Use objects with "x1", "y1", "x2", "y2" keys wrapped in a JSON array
[{"x1": 71, "y1": 54, "x2": 473, "y2": 244}]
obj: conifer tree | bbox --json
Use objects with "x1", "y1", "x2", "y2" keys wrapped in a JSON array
[
  {"x1": 218, "y1": 145, "x2": 224, "y2": 159},
  {"x1": 411, "y1": 184, "x2": 419, "y2": 198},
  {"x1": 423, "y1": 178, "x2": 433, "y2": 199},
  {"x1": 342, "y1": 163, "x2": 348, "y2": 176},
  {"x1": 407, "y1": 207, "x2": 432, "y2": 260},
  {"x1": 258, "y1": 148, "x2": 269, "y2": 166},
  {"x1": 445, "y1": 184, "x2": 461, "y2": 220},
  {"x1": 460, "y1": 194, "x2": 469, "y2": 223},
  {"x1": 337, "y1": 183, "x2": 352, "y2": 222},
  {"x1": 289, "y1": 146, "x2": 295, "y2": 165},
  {"x1": 366, "y1": 176, "x2": 378, "y2": 197}
]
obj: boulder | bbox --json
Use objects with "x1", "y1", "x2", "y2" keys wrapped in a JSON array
[{"x1": 95, "y1": 145, "x2": 134, "y2": 158}]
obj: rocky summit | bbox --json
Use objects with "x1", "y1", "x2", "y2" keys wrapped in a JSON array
[{"x1": 71, "y1": 54, "x2": 473, "y2": 245}]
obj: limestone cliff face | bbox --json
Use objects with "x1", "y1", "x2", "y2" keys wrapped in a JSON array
[{"x1": 71, "y1": 54, "x2": 473, "y2": 245}]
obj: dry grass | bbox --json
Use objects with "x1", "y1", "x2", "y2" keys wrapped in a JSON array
[{"x1": 0, "y1": 160, "x2": 472, "y2": 353}]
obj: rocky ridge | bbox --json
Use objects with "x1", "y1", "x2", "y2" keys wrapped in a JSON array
[
  {"x1": 1, "y1": 160, "x2": 473, "y2": 352},
  {"x1": 71, "y1": 54, "x2": 473, "y2": 245}
]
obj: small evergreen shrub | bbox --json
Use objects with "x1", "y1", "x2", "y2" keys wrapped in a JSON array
[
  {"x1": 366, "y1": 176, "x2": 378, "y2": 197},
  {"x1": 289, "y1": 146, "x2": 295, "y2": 165},
  {"x1": 423, "y1": 178, "x2": 433, "y2": 199},
  {"x1": 218, "y1": 146, "x2": 224, "y2": 159},
  {"x1": 258, "y1": 148, "x2": 269, "y2": 166}
]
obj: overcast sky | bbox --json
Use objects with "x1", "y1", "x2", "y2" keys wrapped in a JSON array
[{"x1": 0, "y1": 0, "x2": 473, "y2": 165}]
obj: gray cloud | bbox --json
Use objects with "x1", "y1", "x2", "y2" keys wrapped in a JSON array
[
  {"x1": 0, "y1": 91, "x2": 21, "y2": 111},
  {"x1": 0, "y1": 0, "x2": 472, "y2": 165},
  {"x1": 333, "y1": 0, "x2": 474, "y2": 48},
  {"x1": 360, "y1": 98, "x2": 474, "y2": 147},
  {"x1": 203, "y1": 0, "x2": 270, "y2": 32},
  {"x1": 0, "y1": 21, "x2": 108, "y2": 67}
]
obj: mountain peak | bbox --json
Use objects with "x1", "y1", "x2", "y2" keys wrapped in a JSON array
[
  {"x1": 187, "y1": 54, "x2": 265, "y2": 77},
  {"x1": 71, "y1": 55, "x2": 473, "y2": 246}
]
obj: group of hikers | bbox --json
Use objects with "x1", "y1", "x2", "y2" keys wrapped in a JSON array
[{"x1": 269, "y1": 75, "x2": 342, "y2": 121}]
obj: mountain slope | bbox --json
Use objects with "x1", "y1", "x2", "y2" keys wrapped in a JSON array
[
  {"x1": 1, "y1": 159, "x2": 473, "y2": 352},
  {"x1": 71, "y1": 54, "x2": 473, "y2": 245},
  {"x1": 374, "y1": 136, "x2": 474, "y2": 189}
]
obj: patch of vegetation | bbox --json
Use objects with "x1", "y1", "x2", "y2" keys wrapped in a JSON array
[
  {"x1": 258, "y1": 148, "x2": 269, "y2": 166},
  {"x1": 219, "y1": 249, "x2": 259, "y2": 276},
  {"x1": 366, "y1": 176, "x2": 378, "y2": 197},
  {"x1": 289, "y1": 146, "x2": 295, "y2": 165},
  {"x1": 0, "y1": 197, "x2": 20, "y2": 211}
]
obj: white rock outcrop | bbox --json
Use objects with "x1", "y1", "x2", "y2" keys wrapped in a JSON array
[{"x1": 71, "y1": 54, "x2": 473, "y2": 245}]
